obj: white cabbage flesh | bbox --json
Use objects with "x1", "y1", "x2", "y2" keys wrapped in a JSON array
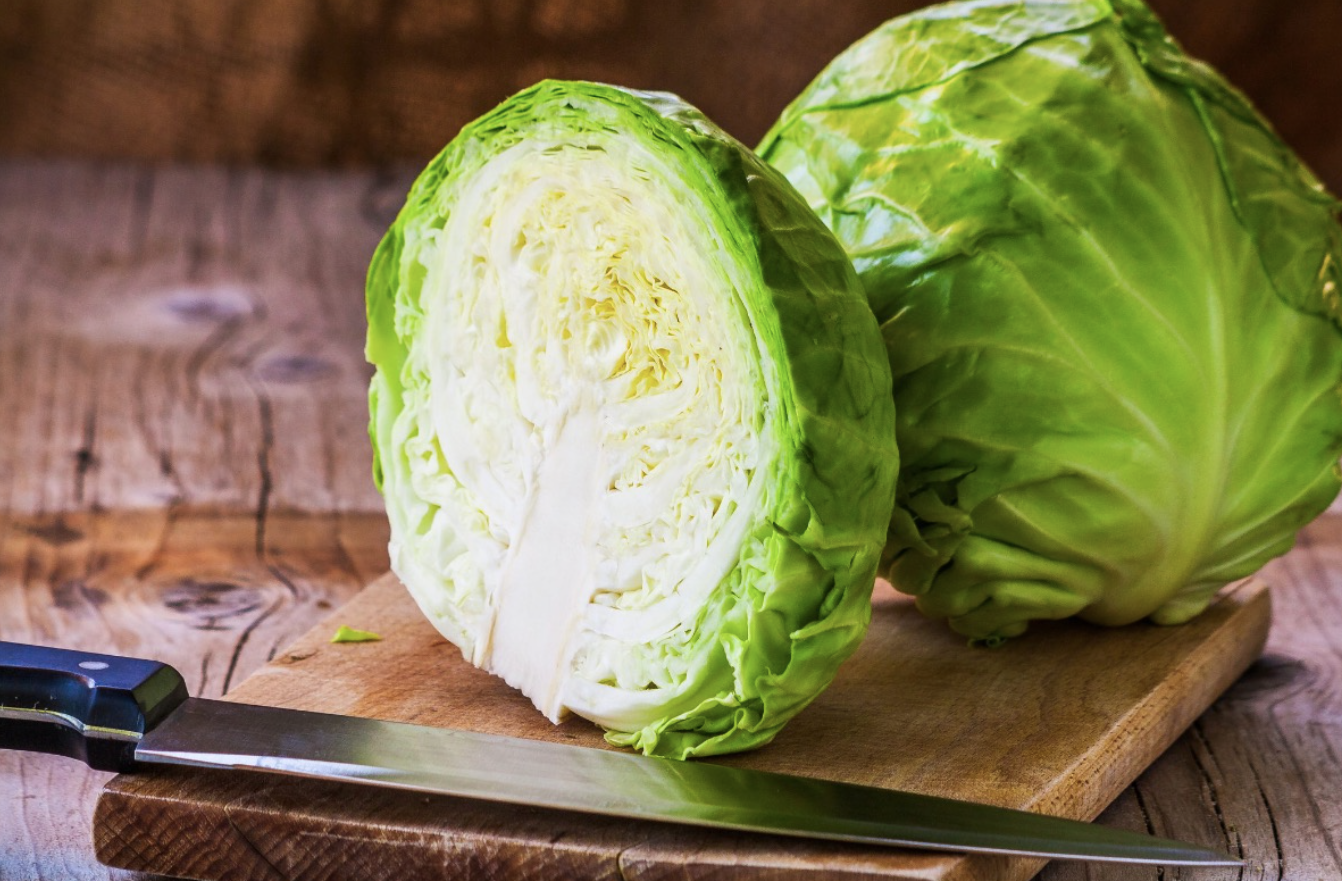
[{"x1": 387, "y1": 137, "x2": 775, "y2": 726}]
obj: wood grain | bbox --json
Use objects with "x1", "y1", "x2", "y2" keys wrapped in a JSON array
[
  {"x1": 90, "y1": 573, "x2": 1269, "y2": 881},
  {"x1": 1, "y1": 1, "x2": 1339, "y2": 194},
  {"x1": 0, "y1": 509, "x2": 390, "y2": 881},
  {"x1": 5, "y1": 160, "x2": 1342, "y2": 880},
  {"x1": 0, "y1": 159, "x2": 398, "y2": 881},
  {"x1": 0, "y1": 159, "x2": 403, "y2": 517}
]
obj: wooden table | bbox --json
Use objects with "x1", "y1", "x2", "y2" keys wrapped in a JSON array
[{"x1": 2, "y1": 159, "x2": 1339, "y2": 880}]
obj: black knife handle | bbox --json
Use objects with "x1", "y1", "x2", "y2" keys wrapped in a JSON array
[{"x1": 0, "y1": 641, "x2": 189, "y2": 771}]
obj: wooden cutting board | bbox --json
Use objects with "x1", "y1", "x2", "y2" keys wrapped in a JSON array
[{"x1": 93, "y1": 573, "x2": 1269, "y2": 881}]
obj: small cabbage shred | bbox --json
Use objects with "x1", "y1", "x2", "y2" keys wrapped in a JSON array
[
  {"x1": 366, "y1": 81, "x2": 898, "y2": 758},
  {"x1": 760, "y1": 0, "x2": 1342, "y2": 643}
]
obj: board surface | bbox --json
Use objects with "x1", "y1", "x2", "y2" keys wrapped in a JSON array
[{"x1": 93, "y1": 573, "x2": 1270, "y2": 881}]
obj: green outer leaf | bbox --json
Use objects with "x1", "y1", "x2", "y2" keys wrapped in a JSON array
[
  {"x1": 366, "y1": 81, "x2": 898, "y2": 757},
  {"x1": 1107, "y1": 0, "x2": 1342, "y2": 326},
  {"x1": 331, "y1": 626, "x2": 383, "y2": 644},
  {"x1": 760, "y1": 0, "x2": 1342, "y2": 641}
]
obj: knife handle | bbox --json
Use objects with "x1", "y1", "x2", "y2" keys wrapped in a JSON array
[{"x1": 0, "y1": 641, "x2": 189, "y2": 772}]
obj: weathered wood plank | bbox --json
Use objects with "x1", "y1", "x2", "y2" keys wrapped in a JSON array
[
  {"x1": 0, "y1": 158, "x2": 396, "y2": 881},
  {"x1": 0, "y1": 160, "x2": 405, "y2": 517}
]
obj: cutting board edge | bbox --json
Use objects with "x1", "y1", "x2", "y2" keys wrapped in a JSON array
[
  {"x1": 1026, "y1": 577, "x2": 1270, "y2": 823},
  {"x1": 934, "y1": 578, "x2": 1269, "y2": 881},
  {"x1": 92, "y1": 576, "x2": 1271, "y2": 881}
]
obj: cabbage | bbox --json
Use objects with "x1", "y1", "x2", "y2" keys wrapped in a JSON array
[
  {"x1": 759, "y1": 0, "x2": 1342, "y2": 642},
  {"x1": 366, "y1": 81, "x2": 898, "y2": 757}
]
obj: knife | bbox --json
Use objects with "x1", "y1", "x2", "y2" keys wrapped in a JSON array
[{"x1": 0, "y1": 640, "x2": 1239, "y2": 867}]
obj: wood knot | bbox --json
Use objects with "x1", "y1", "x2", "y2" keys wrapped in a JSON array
[
  {"x1": 277, "y1": 648, "x2": 318, "y2": 665},
  {"x1": 24, "y1": 519, "x2": 85, "y2": 546},
  {"x1": 160, "y1": 578, "x2": 266, "y2": 631},
  {"x1": 51, "y1": 579, "x2": 110, "y2": 612},
  {"x1": 75, "y1": 447, "x2": 98, "y2": 473},
  {"x1": 1229, "y1": 653, "x2": 1313, "y2": 700},
  {"x1": 257, "y1": 354, "x2": 336, "y2": 383},
  {"x1": 162, "y1": 287, "x2": 253, "y2": 323}
]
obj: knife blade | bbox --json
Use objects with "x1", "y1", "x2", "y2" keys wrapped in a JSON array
[{"x1": 0, "y1": 640, "x2": 1240, "y2": 866}]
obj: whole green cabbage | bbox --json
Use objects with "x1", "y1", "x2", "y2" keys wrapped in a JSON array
[
  {"x1": 366, "y1": 81, "x2": 898, "y2": 756},
  {"x1": 760, "y1": 0, "x2": 1342, "y2": 642}
]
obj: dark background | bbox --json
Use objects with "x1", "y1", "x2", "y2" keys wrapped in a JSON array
[{"x1": 2, "y1": 0, "x2": 1339, "y2": 192}]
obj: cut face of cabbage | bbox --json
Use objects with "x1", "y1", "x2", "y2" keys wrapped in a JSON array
[
  {"x1": 366, "y1": 82, "x2": 899, "y2": 758},
  {"x1": 407, "y1": 138, "x2": 769, "y2": 726}
]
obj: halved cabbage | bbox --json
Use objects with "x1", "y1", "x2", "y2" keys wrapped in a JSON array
[{"x1": 366, "y1": 81, "x2": 898, "y2": 758}]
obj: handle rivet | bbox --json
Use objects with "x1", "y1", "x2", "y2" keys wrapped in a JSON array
[{"x1": 78, "y1": 660, "x2": 109, "y2": 671}]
